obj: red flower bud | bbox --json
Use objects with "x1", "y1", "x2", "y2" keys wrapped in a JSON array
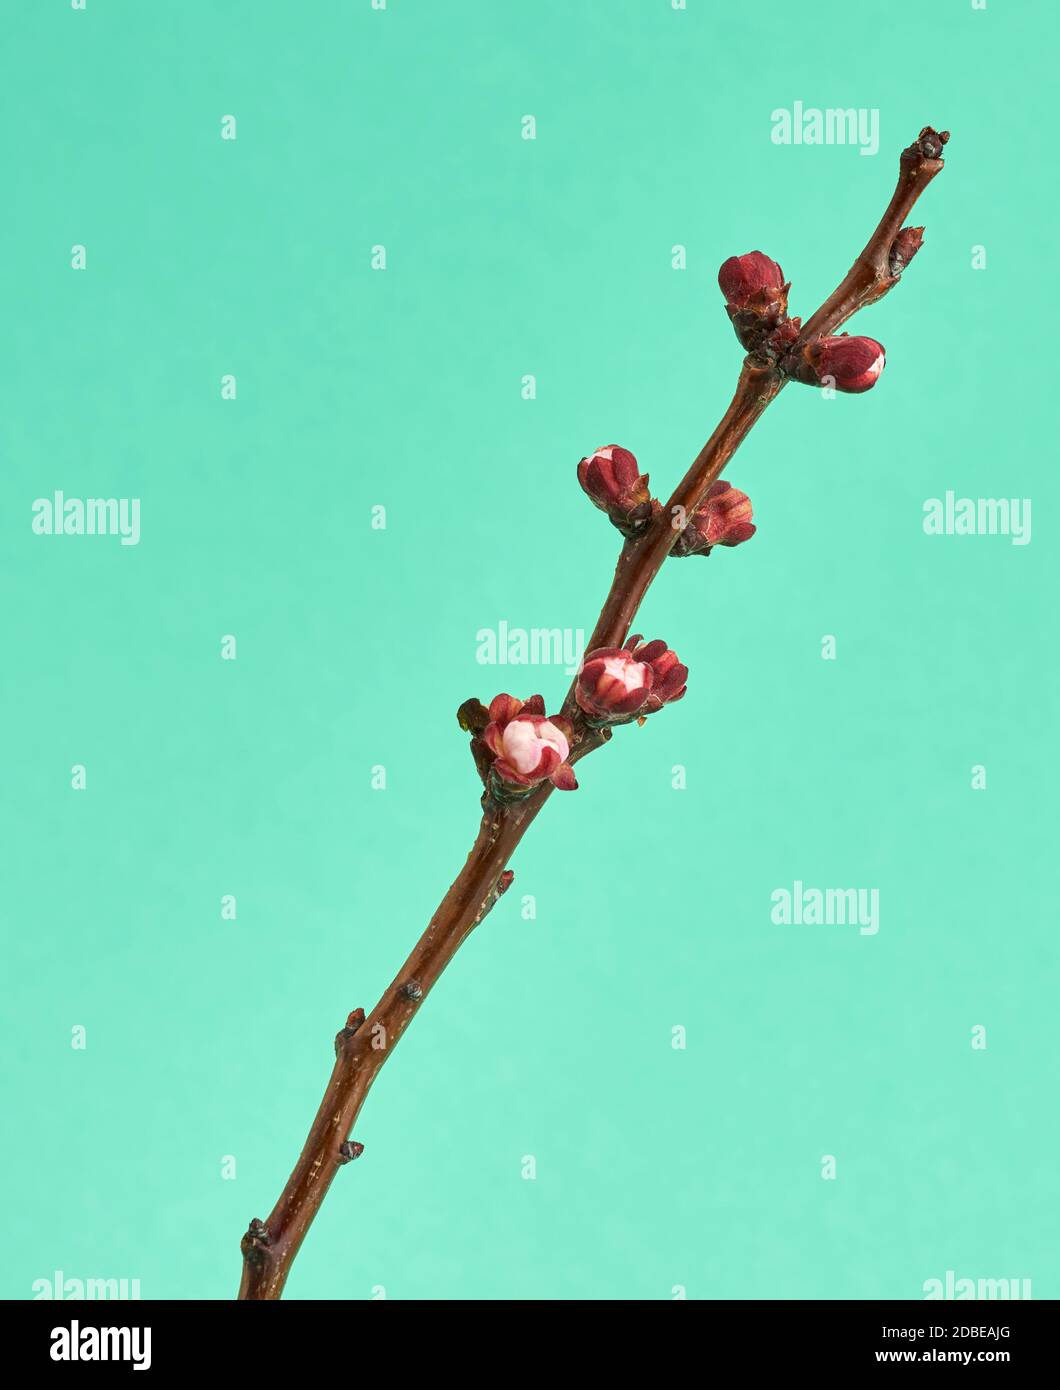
[
  {"x1": 718, "y1": 251, "x2": 785, "y2": 309},
  {"x1": 888, "y1": 225, "x2": 924, "y2": 278},
  {"x1": 624, "y1": 637, "x2": 687, "y2": 712},
  {"x1": 576, "y1": 638, "x2": 688, "y2": 723},
  {"x1": 718, "y1": 252, "x2": 790, "y2": 352},
  {"x1": 805, "y1": 335, "x2": 886, "y2": 394},
  {"x1": 672, "y1": 480, "x2": 755, "y2": 557},
  {"x1": 576, "y1": 647, "x2": 653, "y2": 721},
  {"x1": 482, "y1": 694, "x2": 577, "y2": 793},
  {"x1": 577, "y1": 445, "x2": 653, "y2": 534}
]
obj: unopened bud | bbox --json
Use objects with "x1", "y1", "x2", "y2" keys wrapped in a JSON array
[
  {"x1": 672, "y1": 480, "x2": 755, "y2": 556},
  {"x1": 888, "y1": 225, "x2": 924, "y2": 278},
  {"x1": 805, "y1": 335, "x2": 886, "y2": 394},
  {"x1": 718, "y1": 251, "x2": 790, "y2": 352},
  {"x1": 577, "y1": 445, "x2": 653, "y2": 535},
  {"x1": 483, "y1": 695, "x2": 578, "y2": 793},
  {"x1": 718, "y1": 252, "x2": 785, "y2": 309},
  {"x1": 575, "y1": 647, "x2": 653, "y2": 721}
]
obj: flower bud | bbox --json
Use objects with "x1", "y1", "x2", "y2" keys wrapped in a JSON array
[
  {"x1": 672, "y1": 479, "x2": 755, "y2": 557},
  {"x1": 483, "y1": 694, "x2": 577, "y2": 793},
  {"x1": 718, "y1": 252, "x2": 790, "y2": 352},
  {"x1": 888, "y1": 225, "x2": 924, "y2": 278},
  {"x1": 624, "y1": 637, "x2": 687, "y2": 712},
  {"x1": 575, "y1": 647, "x2": 653, "y2": 722},
  {"x1": 718, "y1": 252, "x2": 785, "y2": 309},
  {"x1": 805, "y1": 335, "x2": 886, "y2": 394},
  {"x1": 577, "y1": 445, "x2": 653, "y2": 535}
]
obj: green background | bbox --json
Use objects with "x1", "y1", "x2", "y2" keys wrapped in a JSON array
[{"x1": 2, "y1": 0, "x2": 1056, "y2": 1301}]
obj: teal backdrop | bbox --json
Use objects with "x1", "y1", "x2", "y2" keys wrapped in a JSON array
[{"x1": 2, "y1": 1, "x2": 1056, "y2": 1301}]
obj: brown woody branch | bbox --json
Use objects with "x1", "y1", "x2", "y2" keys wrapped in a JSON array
[{"x1": 237, "y1": 125, "x2": 948, "y2": 1300}]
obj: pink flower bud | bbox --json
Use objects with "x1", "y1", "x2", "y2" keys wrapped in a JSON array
[
  {"x1": 805, "y1": 335, "x2": 886, "y2": 394},
  {"x1": 577, "y1": 445, "x2": 653, "y2": 534},
  {"x1": 672, "y1": 479, "x2": 756, "y2": 557},
  {"x1": 576, "y1": 647, "x2": 653, "y2": 721},
  {"x1": 483, "y1": 694, "x2": 577, "y2": 792},
  {"x1": 624, "y1": 637, "x2": 687, "y2": 712},
  {"x1": 718, "y1": 251, "x2": 785, "y2": 309}
]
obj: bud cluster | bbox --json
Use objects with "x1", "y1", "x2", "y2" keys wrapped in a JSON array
[
  {"x1": 714, "y1": 222, "x2": 935, "y2": 395},
  {"x1": 477, "y1": 161, "x2": 942, "y2": 803}
]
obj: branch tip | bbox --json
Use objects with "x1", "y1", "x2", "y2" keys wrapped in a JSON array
[{"x1": 906, "y1": 126, "x2": 949, "y2": 165}]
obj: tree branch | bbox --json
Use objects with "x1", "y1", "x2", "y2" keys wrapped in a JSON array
[
  {"x1": 567, "y1": 360, "x2": 781, "y2": 691},
  {"x1": 791, "y1": 126, "x2": 948, "y2": 348},
  {"x1": 237, "y1": 124, "x2": 949, "y2": 1300}
]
